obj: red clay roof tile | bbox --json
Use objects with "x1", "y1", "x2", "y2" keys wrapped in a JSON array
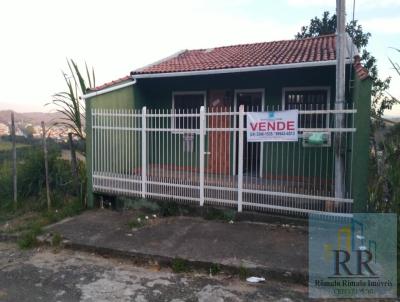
[
  {"x1": 131, "y1": 35, "x2": 337, "y2": 75},
  {"x1": 90, "y1": 35, "x2": 369, "y2": 92}
]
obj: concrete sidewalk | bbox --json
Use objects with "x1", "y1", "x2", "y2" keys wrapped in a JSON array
[{"x1": 45, "y1": 209, "x2": 308, "y2": 284}]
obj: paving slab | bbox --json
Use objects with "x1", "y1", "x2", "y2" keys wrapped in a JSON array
[{"x1": 45, "y1": 209, "x2": 308, "y2": 284}]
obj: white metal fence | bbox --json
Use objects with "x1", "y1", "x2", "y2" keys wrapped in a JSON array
[{"x1": 91, "y1": 105, "x2": 356, "y2": 218}]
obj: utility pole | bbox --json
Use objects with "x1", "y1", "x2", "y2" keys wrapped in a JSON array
[
  {"x1": 41, "y1": 121, "x2": 51, "y2": 210},
  {"x1": 11, "y1": 112, "x2": 17, "y2": 208},
  {"x1": 335, "y1": 0, "x2": 346, "y2": 202}
]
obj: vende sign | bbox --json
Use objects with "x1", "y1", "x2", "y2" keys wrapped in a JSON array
[{"x1": 247, "y1": 110, "x2": 298, "y2": 142}]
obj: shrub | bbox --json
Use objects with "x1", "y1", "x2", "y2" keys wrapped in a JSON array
[
  {"x1": 172, "y1": 258, "x2": 190, "y2": 273},
  {"x1": 51, "y1": 232, "x2": 62, "y2": 246},
  {"x1": 18, "y1": 224, "x2": 42, "y2": 249},
  {"x1": 209, "y1": 263, "x2": 221, "y2": 276}
]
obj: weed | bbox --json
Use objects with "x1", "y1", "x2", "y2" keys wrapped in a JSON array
[
  {"x1": 204, "y1": 208, "x2": 236, "y2": 222},
  {"x1": 159, "y1": 201, "x2": 180, "y2": 217},
  {"x1": 209, "y1": 263, "x2": 221, "y2": 276},
  {"x1": 52, "y1": 232, "x2": 62, "y2": 246},
  {"x1": 128, "y1": 219, "x2": 145, "y2": 229},
  {"x1": 238, "y1": 265, "x2": 249, "y2": 280},
  {"x1": 18, "y1": 224, "x2": 42, "y2": 250},
  {"x1": 172, "y1": 258, "x2": 190, "y2": 273}
]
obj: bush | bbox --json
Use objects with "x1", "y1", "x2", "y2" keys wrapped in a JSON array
[
  {"x1": 172, "y1": 258, "x2": 190, "y2": 273},
  {"x1": 18, "y1": 224, "x2": 42, "y2": 249},
  {"x1": 52, "y1": 232, "x2": 62, "y2": 246}
]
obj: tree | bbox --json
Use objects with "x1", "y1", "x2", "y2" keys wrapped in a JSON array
[
  {"x1": 296, "y1": 11, "x2": 398, "y2": 128},
  {"x1": 48, "y1": 59, "x2": 95, "y2": 141}
]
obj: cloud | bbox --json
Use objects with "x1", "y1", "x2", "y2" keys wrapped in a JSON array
[
  {"x1": 363, "y1": 17, "x2": 400, "y2": 34},
  {"x1": 287, "y1": 0, "x2": 400, "y2": 9}
]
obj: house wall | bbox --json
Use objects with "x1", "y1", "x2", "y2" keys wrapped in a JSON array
[
  {"x1": 351, "y1": 74, "x2": 372, "y2": 212},
  {"x1": 85, "y1": 65, "x2": 371, "y2": 211},
  {"x1": 134, "y1": 66, "x2": 341, "y2": 186},
  {"x1": 85, "y1": 85, "x2": 136, "y2": 207}
]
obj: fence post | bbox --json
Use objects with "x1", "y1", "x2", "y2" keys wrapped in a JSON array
[
  {"x1": 141, "y1": 106, "x2": 147, "y2": 198},
  {"x1": 11, "y1": 112, "x2": 17, "y2": 207},
  {"x1": 237, "y1": 105, "x2": 244, "y2": 212},
  {"x1": 41, "y1": 121, "x2": 51, "y2": 210},
  {"x1": 199, "y1": 106, "x2": 205, "y2": 206}
]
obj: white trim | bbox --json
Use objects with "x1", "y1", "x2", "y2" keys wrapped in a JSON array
[
  {"x1": 282, "y1": 86, "x2": 331, "y2": 129},
  {"x1": 132, "y1": 59, "x2": 352, "y2": 79},
  {"x1": 171, "y1": 90, "x2": 207, "y2": 132},
  {"x1": 81, "y1": 79, "x2": 136, "y2": 99},
  {"x1": 232, "y1": 89, "x2": 265, "y2": 177}
]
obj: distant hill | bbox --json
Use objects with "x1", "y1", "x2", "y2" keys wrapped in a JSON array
[
  {"x1": 0, "y1": 110, "x2": 65, "y2": 125},
  {"x1": 384, "y1": 116, "x2": 400, "y2": 124}
]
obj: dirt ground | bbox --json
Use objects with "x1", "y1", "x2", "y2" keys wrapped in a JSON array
[{"x1": 0, "y1": 242, "x2": 309, "y2": 302}]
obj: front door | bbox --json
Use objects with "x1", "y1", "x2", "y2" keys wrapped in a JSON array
[
  {"x1": 235, "y1": 90, "x2": 263, "y2": 176},
  {"x1": 207, "y1": 90, "x2": 232, "y2": 175}
]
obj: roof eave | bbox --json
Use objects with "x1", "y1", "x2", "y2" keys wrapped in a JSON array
[{"x1": 131, "y1": 59, "x2": 351, "y2": 79}]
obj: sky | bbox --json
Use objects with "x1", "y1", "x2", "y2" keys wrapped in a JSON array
[{"x1": 0, "y1": 0, "x2": 399, "y2": 116}]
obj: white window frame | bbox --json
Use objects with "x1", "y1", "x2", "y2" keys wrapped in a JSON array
[
  {"x1": 233, "y1": 88, "x2": 265, "y2": 178},
  {"x1": 281, "y1": 86, "x2": 331, "y2": 129},
  {"x1": 171, "y1": 90, "x2": 206, "y2": 133}
]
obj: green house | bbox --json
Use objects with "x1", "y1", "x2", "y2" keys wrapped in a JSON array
[{"x1": 84, "y1": 34, "x2": 372, "y2": 217}]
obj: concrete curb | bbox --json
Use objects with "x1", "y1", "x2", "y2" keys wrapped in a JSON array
[
  {"x1": 0, "y1": 233, "x2": 19, "y2": 242},
  {"x1": 38, "y1": 235, "x2": 308, "y2": 285}
]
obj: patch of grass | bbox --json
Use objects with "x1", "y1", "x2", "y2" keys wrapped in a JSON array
[
  {"x1": 0, "y1": 141, "x2": 29, "y2": 151},
  {"x1": 159, "y1": 201, "x2": 181, "y2": 217},
  {"x1": 238, "y1": 265, "x2": 249, "y2": 280},
  {"x1": 52, "y1": 232, "x2": 62, "y2": 247},
  {"x1": 209, "y1": 263, "x2": 221, "y2": 276},
  {"x1": 128, "y1": 218, "x2": 146, "y2": 229},
  {"x1": 204, "y1": 208, "x2": 236, "y2": 222},
  {"x1": 172, "y1": 258, "x2": 190, "y2": 273},
  {"x1": 18, "y1": 223, "x2": 42, "y2": 249}
]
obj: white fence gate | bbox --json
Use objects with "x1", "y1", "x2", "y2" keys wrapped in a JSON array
[{"x1": 91, "y1": 105, "x2": 356, "y2": 218}]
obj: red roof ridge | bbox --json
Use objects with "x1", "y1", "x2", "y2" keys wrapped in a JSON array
[
  {"x1": 88, "y1": 75, "x2": 131, "y2": 92},
  {"x1": 353, "y1": 55, "x2": 370, "y2": 80},
  {"x1": 188, "y1": 34, "x2": 337, "y2": 53}
]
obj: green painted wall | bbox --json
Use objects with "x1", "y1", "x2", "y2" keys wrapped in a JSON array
[
  {"x1": 91, "y1": 85, "x2": 136, "y2": 109},
  {"x1": 351, "y1": 75, "x2": 372, "y2": 212},
  {"x1": 135, "y1": 67, "x2": 339, "y2": 189},
  {"x1": 85, "y1": 85, "x2": 136, "y2": 207},
  {"x1": 85, "y1": 66, "x2": 371, "y2": 211}
]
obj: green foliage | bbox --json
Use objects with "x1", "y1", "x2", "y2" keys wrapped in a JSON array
[
  {"x1": 296, "y1": 11, "x2": 398, "y2": 126},
  {"x1": 204, "y1": 207, "x2": 236, "y2": 222},
  {"x1": 128, "y1": 217, "x2": 146, "y2": 229},
  {"x1": 0, "y1": 145, "x2": 86, "y2": 204},
  {"x1": 238, "y1": 265, "x2": 249, "y2": 280},
  {"x1": 159, "y1": 201, "x2": 180, "y2": 217},
  {"x1": 369, "y1": 124, "x2": 400, "y2": 213},
  {"x1": 18, "y1": 224, "x2": 42, "y2": 249},
  {"x1": 209, "y1": 263, "x2": 221, "y2": 276},
  {"x1": 52, "y1": 232, "x2": 62, "y2": 247},
  {"x1": 48, "y1": 59, "x2": 95, "y2": 141},
  {"x1": 171, "y1": 258, "x2": 190, "y2": 273}
]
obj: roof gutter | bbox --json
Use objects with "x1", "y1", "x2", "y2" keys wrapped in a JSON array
[
  {"x1": 132, "y1": 59, "x2": 353, "y2": 79},
  {"x1": 81, "y1": 77, "x2": 137, "y2": 100}
]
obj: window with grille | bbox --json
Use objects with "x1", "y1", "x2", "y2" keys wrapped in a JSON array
[
  {"x1": 283, "y1": 88, "x2": 329, "y2": 128},
  {"x1": 172, "y1": 92, "x2": 205, "y2": 130}
]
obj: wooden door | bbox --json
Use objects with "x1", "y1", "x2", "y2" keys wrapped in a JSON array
[{"x1": 207, "y1": 90, "x2": 232, "y2": 175}]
